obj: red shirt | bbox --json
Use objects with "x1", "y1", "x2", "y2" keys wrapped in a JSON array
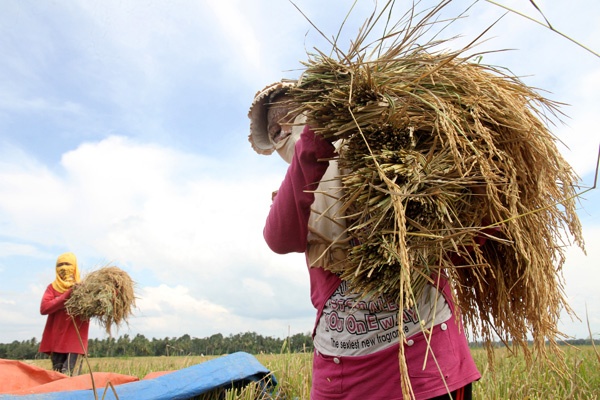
[{"x1": 39, "y1": 284, "x2": 90, "y2": 355}]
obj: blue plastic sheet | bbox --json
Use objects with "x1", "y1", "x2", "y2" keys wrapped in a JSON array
[{"x1": 0, "y1": 352, "x2": 277, "y2": 400}]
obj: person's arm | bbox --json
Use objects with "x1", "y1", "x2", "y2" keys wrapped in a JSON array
[
  {"x1": 40, "y1": 285, "x2": 71, "y2": 315},
  {"x1": 264, "y1": 126, "x2": 336, "y2": 254}
]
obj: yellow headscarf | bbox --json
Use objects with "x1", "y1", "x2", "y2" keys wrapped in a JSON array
[{"x1": 51, "y1": 252, "x2": 80, "y2": 293}]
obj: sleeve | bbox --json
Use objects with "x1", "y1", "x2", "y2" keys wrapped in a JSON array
[
  {"x1": 40, "y1": 285, "x2": 71, "y2": 315},
  {"x1": 264, "y1": 125, "x2": 336, "y2": 254}
]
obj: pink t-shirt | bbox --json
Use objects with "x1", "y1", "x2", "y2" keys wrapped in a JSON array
[
  {"x1": 313, "y1": 281, "x2": 452, "y2": 356},
  {"x1": 264, "y1": 126, "x2": 480, "y2": 399}
]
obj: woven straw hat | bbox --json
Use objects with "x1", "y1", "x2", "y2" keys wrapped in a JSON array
[{"x1": 248, "y1": 80, "x2": 297, "y2": 155}]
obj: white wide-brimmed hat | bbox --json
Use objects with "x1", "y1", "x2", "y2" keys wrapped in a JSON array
[{"x1": 248, "y1": 80, "x2": 297, "y2": 155}]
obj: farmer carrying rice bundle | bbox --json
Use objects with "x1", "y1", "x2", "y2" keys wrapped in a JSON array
[
  {"x1": 249, "y1": 2, "x2": 584, "y2": 399},
  {"x1": 40, "y1": 254, "x2": 135, "y2": 375},
  {"x1": 250, "y1": 81, "x2": 481, "y2": 400},
  {"x1": 39, "y1": 252, "x2": 90, "y2": 376}
]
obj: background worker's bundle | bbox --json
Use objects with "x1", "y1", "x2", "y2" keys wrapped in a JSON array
[{"x1": 66, "y1": 266, "x2": 136, "y2": 335}]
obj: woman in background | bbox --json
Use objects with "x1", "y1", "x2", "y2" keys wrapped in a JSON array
[{"x1": 39, "y1": 252, "x2": 89, "y2": 376}]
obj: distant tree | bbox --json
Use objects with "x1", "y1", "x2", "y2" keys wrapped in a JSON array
[
  {"x1": 131, "y1": 334, "x2": 150, "y2": 356},
  {"x1": 1, "y1": 331, "x2": 319, "y2": 359}
]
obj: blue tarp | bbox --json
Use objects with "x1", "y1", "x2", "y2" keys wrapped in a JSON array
[{"x1": 0, "y1": 352, "x2": 277, "y2": 400}]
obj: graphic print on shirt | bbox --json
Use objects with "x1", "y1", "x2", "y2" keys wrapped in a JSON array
[{"x1": 313, "y1": 281, "x2": 452, "y2": 356}]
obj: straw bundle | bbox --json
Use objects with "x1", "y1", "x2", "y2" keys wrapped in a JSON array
[
  {"x1": 66, "y1": 266, "x2": 136, "y2": 335},
  {"x1": 291, "y1": 0, "x2": 584, "y2": 378}
]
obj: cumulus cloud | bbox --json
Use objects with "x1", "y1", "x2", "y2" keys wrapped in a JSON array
[
  {"x1": 559, "y1": 226, "x2": 600, "y2": 339},
  {"x1": 0, "y1": 135, "x2": 315, "y2": 341}
]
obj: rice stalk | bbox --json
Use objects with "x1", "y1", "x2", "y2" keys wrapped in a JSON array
[
  {"x1": 66, "y1": 266, "x2": 137, "y2": 336},
  {"x1": 290, "y1": 0, "x2": 586, "y2": 395}
]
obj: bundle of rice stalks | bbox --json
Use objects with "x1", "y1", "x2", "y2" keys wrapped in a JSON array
[
  {"x1": 66, "y1": 266, "x2": 136, "y2": 335},
  {"x1": 291, "y1": 0, "x2": 585, "y2": 384}
]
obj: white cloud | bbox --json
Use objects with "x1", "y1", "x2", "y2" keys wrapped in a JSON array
[
  {"x1": 0, "y1": 135, "x2": 315, "y2": 341},
  {"x1": 559, "y1": 225, "x2": 600, "y2": 339},
  {"x1": 136, "y1": 284, "x2": 230, "y2": 318},
  {"x1": 0, "y1": 285, "x2": 50, "y2": 342},
  {"x1": 119, "y1": 283, "x2": 313, "y2": 339},
  {"x1": 206, "y1": 0, "x2": 263, "y2": 71}
]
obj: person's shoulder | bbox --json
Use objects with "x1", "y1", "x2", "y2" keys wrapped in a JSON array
[{"x1": 43, "y1": 284, "x2": 57, "y2": 293}]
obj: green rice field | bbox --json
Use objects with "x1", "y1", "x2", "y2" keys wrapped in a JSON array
[{"x1": 28, "y1": 345, "x2": 599, "y2": 399}]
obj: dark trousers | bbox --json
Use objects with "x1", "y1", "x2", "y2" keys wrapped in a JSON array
[
  {"x1": 51, "y1": 352, "x2": 80, "y2": 376},
  {"x1": 429, "y1": 383, "x2": 473, "y2": 400}
]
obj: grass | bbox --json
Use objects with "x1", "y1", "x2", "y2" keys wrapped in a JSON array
[
  {"x1": 28, "y1": 345, "x2": 599, "y2": 399},
  {"x1": 471, "y1": 345, "x2": 600, "y2": 399}
]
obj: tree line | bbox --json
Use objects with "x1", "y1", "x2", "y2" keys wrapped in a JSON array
[
  {"x1": 2, "y1": 333, "x2": 596, "y2": 360},
  {"x1": 0, "y1": 331, "x2": 314, "y2": 360}
]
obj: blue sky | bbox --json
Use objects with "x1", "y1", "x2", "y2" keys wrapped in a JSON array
[{"x1": 0, "y1": 0, "x2": 598, "y2": 344}]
